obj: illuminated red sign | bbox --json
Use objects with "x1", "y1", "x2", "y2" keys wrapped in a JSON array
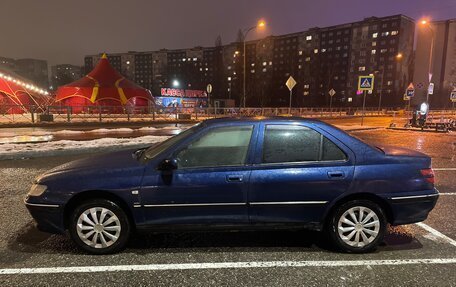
[{"x1": 160, "y1": 88, "x2": 207, "y2": 98}]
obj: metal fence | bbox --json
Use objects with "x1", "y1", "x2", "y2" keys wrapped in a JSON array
[{"x1": 0, "y1": 105, "x2": 455, "y2": 124}]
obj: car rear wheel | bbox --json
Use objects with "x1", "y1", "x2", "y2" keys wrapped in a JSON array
[
  {"x1": 69, "y1": 199, "x2": 131, "y2": 254},
  {"x1": 328, "y1": 200, "x2": 386, "y2": 253}
]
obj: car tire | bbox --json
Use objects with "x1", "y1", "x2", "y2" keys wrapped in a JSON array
[
  {"x1": 327, "y1": 200, "x2": 386, "y2": 253},
  {"x1": 69, "y1": 199, "x2": 131, "y2": 255}
]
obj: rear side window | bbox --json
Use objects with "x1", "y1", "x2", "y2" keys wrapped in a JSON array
[{"x1": 262, "y1": 125, "x2": 346, "y2": 163}]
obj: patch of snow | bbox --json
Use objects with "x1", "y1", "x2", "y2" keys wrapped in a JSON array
[{"x1": 0, "y1": 135, "x2": 170, "y2": 160}]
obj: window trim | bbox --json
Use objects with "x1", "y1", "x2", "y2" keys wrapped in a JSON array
[
  {"x1": 258, "y1": 123, "x2": 349, "y2": 166},
  {"x1": 172, "y1": 124, "x2": 257, "y2": 170}
]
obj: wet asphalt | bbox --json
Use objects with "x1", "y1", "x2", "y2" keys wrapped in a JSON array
[{"x1": 0, "y1": 128, "x2": 455, "y2": 286}]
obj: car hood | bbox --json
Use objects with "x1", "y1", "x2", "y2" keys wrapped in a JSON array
[{"x1": 37, "y1": 148, "x2": 144, "y2": 180}]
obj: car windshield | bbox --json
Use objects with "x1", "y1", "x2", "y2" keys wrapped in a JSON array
[{"x1": 142, "y1": 123, "x2": 201, "y2": 160}]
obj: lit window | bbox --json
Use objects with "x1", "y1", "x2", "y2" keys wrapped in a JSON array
[
  {"x1": 381, "y1": 49, "x2": 387, "y2": 53},
  {"x1": 263, "y1": 61, "x2": 267, "y2": 66},
  {"x1": 298, "y1": 65, "x2": 302, "y2": 69},
  {"x1": 299, "y1": 51, "x2": 303, "y2": 55},
  {"x1": 372, "y1": 33, "x2": 378, "y2": 38},
  {"x1": 193, "y1": 58, "x2": 197, "y2": 61},
  {"x1": 322, "y1": 49, "x2": 327, "y2": 53},
  {"x1": 391, "y1": 31, "x2": 399, "y2": 35},
  {"x1": 227, "y1": 77, "x2": 232, "y2": 81},
  {"x1": 371, "y1": 49, "x2": 376, "y2": 55},
  {"x1": 262, "y1": 68, "x2": 267, "y2": 72},
  {"x1": 251, "y1": 69, "x2": 255, "y2": 73},
  {"x1": 251, "y1": 63, "x2": 255, "y2": 67},
  {"x1": 387, "y1": 81, "x2": 393, "y2": 85},
  {"x1": 314, "y1": 49, "x2": 319, "y2": 54},
  {"x1": 303, "y1": 91, "x2": 309, "y2": 95},
  {"x1": 304, "y1": 84, "x2": 310, "y2": 89},
  {"x1": 182, "y1": 58, "x2": 186, "y2": 62},
  {"x1": 348, "y1": 97, "x2": 353, "y2": 102},
  {"x1": 269, "y1": 61, "x2": 272, "y2": 65},
  {"x1": 305, "y1": 57, "x2": 311, "y2": 62},
  {"x1": 306, "y1": 35, "x2": 312, "y2": 41},
  {"x1": 358, "y1": 66, "x2": 366, "y2": 71},
  {"x1": 126, "y1": 61, "x2": 130, "y2": 65},
  {"x1": 372, "y1": 42, "x2": 377, "y2": 46}
]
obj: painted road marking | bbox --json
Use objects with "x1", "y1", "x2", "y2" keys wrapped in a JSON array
[
  {"x1": 434, "y1": 168, "x2": 456, "y2": 171},
  {"x1": 1, "y1": 258, "x2": 456, "y2": 275},
  {"x1": 416, "y1": 222, "x2": 456, "y2": 247},
  {"x1": 439, "y1": 193, "x2": 456, "y2": 195}
]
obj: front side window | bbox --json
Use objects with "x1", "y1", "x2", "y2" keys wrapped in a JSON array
[
  {"x1": 263, "y1": 125, "x2": 346, "y2": 164},
  {"x1": 176, "y1": 125, "x2": 253, "y2": 168}
]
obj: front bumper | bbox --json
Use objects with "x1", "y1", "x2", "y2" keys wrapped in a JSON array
[
  {"x1": 24, "y1": 197, "x2": 65, "y2": 234},
  {"x1": 386, "y1": 189, "x2": 439, "y2": 225}
]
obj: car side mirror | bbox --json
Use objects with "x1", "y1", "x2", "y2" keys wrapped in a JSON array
[
  {"x1": 132, "y1": 148, "x2": 145, "y2": 160},
  {"x1": 158, "y1": 158, "x2": 178, "y2": 171}
]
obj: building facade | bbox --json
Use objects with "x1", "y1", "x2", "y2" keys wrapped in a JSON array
[
  {"x1": 0, "y1": 57, "x2": 49, "y2": 89},
  {"x1": 84, "y1": 14, "x2": 417, "y2": 107},
  {"x1": 50, "y1": 64, "x2": 82, "y2": 90},
  {"x1": 413, "y1": 19, "x2": 456, "y2": 108}
]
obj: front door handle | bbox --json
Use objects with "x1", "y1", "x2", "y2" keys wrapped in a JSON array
[
  {"x1": 328, "y1": 171, "x2": 345, "y2": 179},
  {"x1": 226, "y1": 175, "x2": 243, "y2": 182}
]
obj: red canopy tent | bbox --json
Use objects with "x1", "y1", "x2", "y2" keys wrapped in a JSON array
[
  {"x1": 55, "y1": 54, "x2": 153, "y2": 113},
  {"x1": 0, "y1": 70, "x2": 51, "y2": 114}
]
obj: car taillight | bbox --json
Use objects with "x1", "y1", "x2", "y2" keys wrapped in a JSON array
[{"x1": 420, "y1": 168, "x2": 435, "y2": 184}]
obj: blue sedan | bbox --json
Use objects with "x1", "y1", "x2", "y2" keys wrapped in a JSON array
[{"x1": 24, "y1": 117, "x2": 438, "y2": 254}]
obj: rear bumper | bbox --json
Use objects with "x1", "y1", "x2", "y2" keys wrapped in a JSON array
[
  {"x1": 385, "y1": 189, "x2": 439, "y2": 225},
  {"x1": 24, "y1": 198, "x2": 65, "y2": 234}
]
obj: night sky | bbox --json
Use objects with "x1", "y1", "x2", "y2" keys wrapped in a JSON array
[{"x1": 1, "y1": 0, "x2": 454, "y2": 66}]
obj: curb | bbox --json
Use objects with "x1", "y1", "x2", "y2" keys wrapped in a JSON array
[{"x1": 386, "y1": 127, "x2": 450, "y2": 133}]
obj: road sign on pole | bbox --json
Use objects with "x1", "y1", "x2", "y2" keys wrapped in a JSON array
[
  {"x1": 328, "y1": 89, "x2": 336, "y2": 116},
  {"x1": 285, "y1": 76, "x2": 297, "y2": 91},
  {"x1": 286, "y1": 76, "x2": 297, "y2": 114},
  {"x1": 405, "y1": 83, "x2": 415, "y2": 98},
  {"x1": 428, "y1": 83, "x2": 434, "y2": 95},
  {"x1": 358, "y1": 75, "x2": 374, "y2": 91},
  {"x1": 358, "y1": 76, "x2": 374, "y2": 126},
  {"x1": 451, "y1": 89, "x2": 456, "y2": 102}
]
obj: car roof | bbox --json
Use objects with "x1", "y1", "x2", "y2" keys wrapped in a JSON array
[{"x1": 202, "y1": 116, "x2": 325, "y2": 125}]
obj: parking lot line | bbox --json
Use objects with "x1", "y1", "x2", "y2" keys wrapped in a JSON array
[
  {"x1": 416, "y1": 222, "x2": 456, "y2": 247},
  {"x1": 1, "y1": 258, "x2": 456, "y2": 275}
]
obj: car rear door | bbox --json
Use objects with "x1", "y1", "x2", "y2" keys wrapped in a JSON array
[
  {"x1": 139, "y1": 123, "x2": 258, "y2": 226},
  {"x1": 248, "y1": 122, "x2": 355, "y2": 224}
]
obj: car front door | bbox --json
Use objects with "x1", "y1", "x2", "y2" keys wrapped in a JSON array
[
  {"x1": 248, "y1": 123, "x2": 355, "y2": 224},
  {"x1": 139, "y1": 123, "x2": 257, "y2": 226}
]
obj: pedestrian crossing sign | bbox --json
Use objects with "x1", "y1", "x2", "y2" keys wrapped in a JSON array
[{"x1": 358, "y1": 76, "x2": 375, "y2": 91}]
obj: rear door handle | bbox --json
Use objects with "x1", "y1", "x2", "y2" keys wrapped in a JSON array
[
  {"x1": 328, "y1": 171, "x2": 345, "y2": 179},
  {"x1": 226, "y1": 175, "x2": 243, "y2": 182}
]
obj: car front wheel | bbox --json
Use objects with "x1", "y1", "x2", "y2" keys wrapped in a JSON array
[
  {"x1": 328, "y1": 200, "x2": 386, "y2": 253},
  {"x1": 69, "y1": 199, "x2": 131, "y2": 254}
]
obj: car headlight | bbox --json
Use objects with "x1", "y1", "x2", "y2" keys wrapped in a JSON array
[{"x1": 28, "y1": 184, "x2": 47, "y2": 197}]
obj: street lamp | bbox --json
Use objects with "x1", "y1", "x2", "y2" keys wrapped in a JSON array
[
  {"x1": 242, "y1": 19, "x2": 266, "y2": 108},
  {"x1": 420, "y1": 19, "x2": 435, "y2": 104},
  {"x1": 172, "y1": 79, "x2": 180, "y2": 88}
]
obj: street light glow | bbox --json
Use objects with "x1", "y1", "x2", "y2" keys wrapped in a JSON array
[
  {"x1": 396, "y1": 53, "x2": 403, "y2": 59},
  {"x1": 258, "y1": 19, "x2": 266, "y2": 28},
  {"x1": 172, "y1": 79, "x2": 180, "y2": 87}
]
